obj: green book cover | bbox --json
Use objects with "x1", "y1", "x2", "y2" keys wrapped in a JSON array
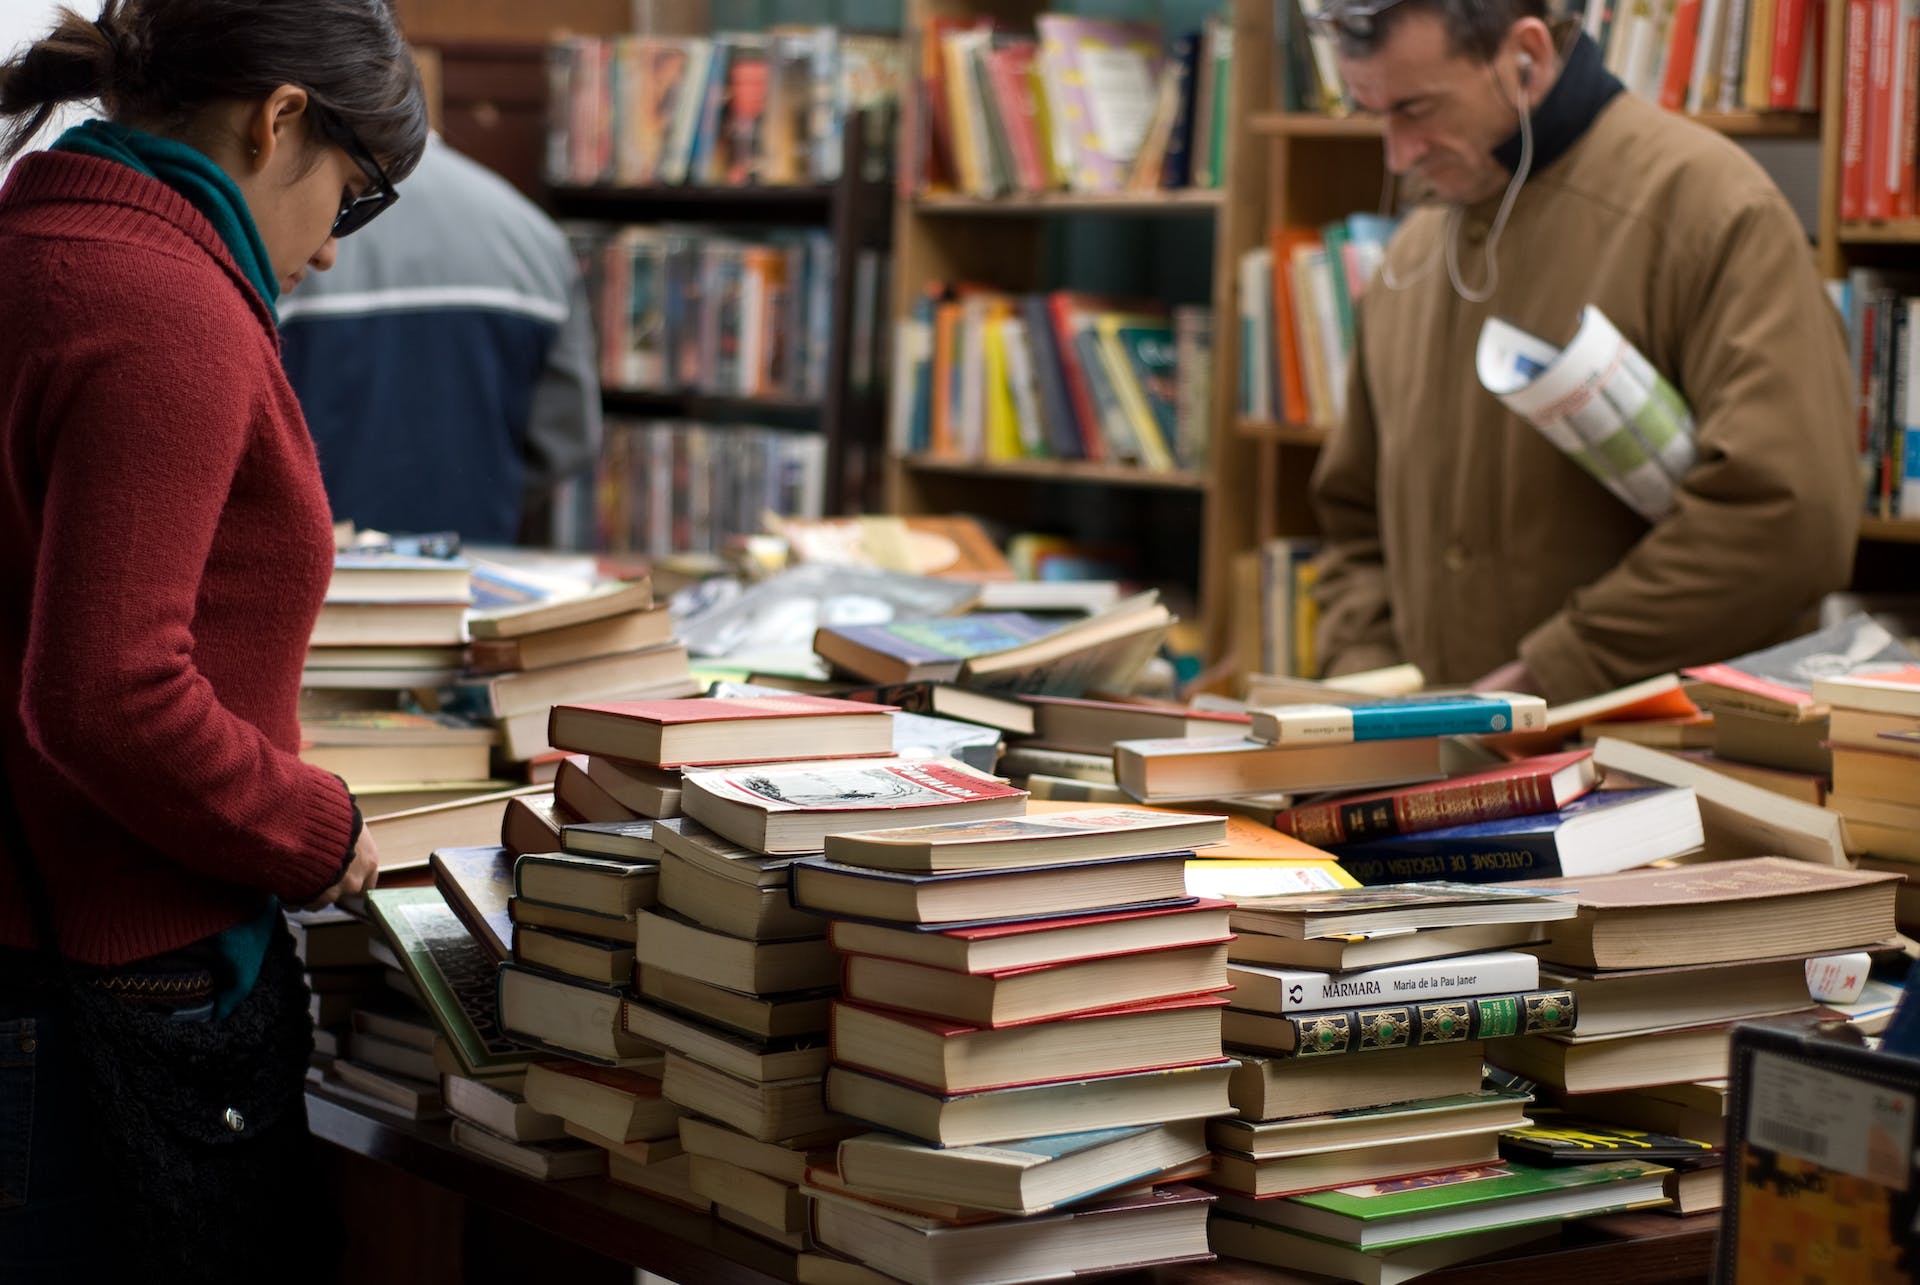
[
  {"x1": 1288, "y1": 1157, "x2": 1668, "y2": 1233},
  {"x1": 1115, "y1": 321, "x2": 1180, "y2": 465},
  {"x1": 365, "y1": 886, "x2": 542, "y2": 1079}
]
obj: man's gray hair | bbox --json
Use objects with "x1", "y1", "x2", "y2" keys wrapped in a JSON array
[{"x1": 1327, "y1": 0, "x2": 1551, "y2": 62}]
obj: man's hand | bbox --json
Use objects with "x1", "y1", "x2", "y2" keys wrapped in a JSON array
[
  {"x1": 304, "y1": 828, "x2": 380, "y2": 910},
  {"x1": 1472, "y1": 659, "x2": 1540, "y2": 696}
]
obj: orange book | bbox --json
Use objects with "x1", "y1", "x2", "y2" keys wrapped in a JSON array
[
  {"x1": 930, "y1": 298, "x2": 963, "y2": 456},
  {"x1": 1269, "y1": 227, "x2": 1320, "y2": 429},
  {"x1": 1660, "y1": 0, "x2": 1705, "y2": 111}
]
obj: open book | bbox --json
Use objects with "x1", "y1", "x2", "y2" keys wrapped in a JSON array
[{"x1": 1477, "y1": 306, "x2": 1697, "y2": 522}]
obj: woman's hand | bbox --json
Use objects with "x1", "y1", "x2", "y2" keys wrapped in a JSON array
[{"x1": 303, "y1": 827, "x2": 380, "y2": 909}]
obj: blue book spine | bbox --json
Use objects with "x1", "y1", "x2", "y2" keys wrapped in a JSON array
[
  {"x1": 1336, "y1": 838, "x2": 1567, "y2": 887},
  {"x1": 1161, "y1": 34, "x2": 1200, "y2": 189},
  {"x1": 1256, "y1": 695, "x2": 1547, "y2": 745},
  {"x1": 1021, "y1": 294, "x2": 1085, "y2": 460}
]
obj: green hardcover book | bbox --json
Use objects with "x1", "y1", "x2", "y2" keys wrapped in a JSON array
[
  {"x1": 1498, "y1": 1112, "x2": 1720, "y2": 1166},
  {"x1": 1268, "y1": 1158, "x2": 1672, "y2": 1250},
  {"x1": 364, "y1": 886, "x2": 543, "y2": 1080},
  {"x1": 1224, "y1": 988, "x2": 1576, "y2": 1059}
]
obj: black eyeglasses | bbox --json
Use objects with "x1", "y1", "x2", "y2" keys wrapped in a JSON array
[
  {"x1": 319, "y1": 114, "x2": 398, "y2": 238},
  {"x1": 1309, "y1": 0, "x2": 1413, "y2": 40}
]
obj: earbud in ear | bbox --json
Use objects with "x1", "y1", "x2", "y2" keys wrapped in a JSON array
[{"x1": 1516, "y1": 52, "x2": 1534, "y2": 87}]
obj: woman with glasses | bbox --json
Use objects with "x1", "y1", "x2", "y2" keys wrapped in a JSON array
[{"x1": 0, "y1": 2, "x2": 425, "y2": 1280}]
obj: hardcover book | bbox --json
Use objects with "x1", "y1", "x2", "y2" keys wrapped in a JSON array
[
  {"x1": 789, "y1": 850, "x2": 1191, "y2": 926},
  {"x1": 821, "y1": 805, "x2": 1225, "y2": 873},
  {"x1": 1682, "y1": 613, "x2": 1920, "y2": 721},
  {"x1": 1333, "y1": 787, "x2": 1705, "y2": 886},
  {"x1": 1249, "y1": 693, "x2": 1548, "y2": 745},
  {"x1": 812, "y1": 612, "x2": 1061, "y2": 684},
  {"x1": 1499, "y1": 1113, "x2": 1720, "y2": 1166},
  {"x1": 547, "y1": 694, "x2": 897, "y2": 769},
  {"x1": 680, "y1": 757, "x2": 1027, "y2": 854},
  {"x1": 1226, "y1": 951, "x2": 1541, "y2": 1015},
  {"x1": 1227, "y1": 881, "x2": 1579, "y2": 940},
  {"x1": 1274, "y1": 750, "x2": 1597, "y2": 847},
  {"x1": 427, "y1": 844, "x2": 516, "y2": 964},
  {"x1": 1223, "y1": 988, "x2": 1576, "y2": 1059},
  {"x1": 466, "y1": 578, "x2": 653, "y2": 640},
  {"x1": 826, "y1": 898, "x2": 1232, "y2": 974}
]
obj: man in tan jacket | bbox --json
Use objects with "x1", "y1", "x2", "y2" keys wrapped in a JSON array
[{"x1": 1309, "y1": 0, "x2": 1858, "y2": 703}]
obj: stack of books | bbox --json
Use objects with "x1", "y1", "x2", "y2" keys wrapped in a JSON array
[
  {"x1": 1814, "y1": 669, "x2": 1920, "y2": 872},
  {"x1": 1208, "y1": 883, "x2": 1605, "y2": 1277},
  {"x1": 1683, "y1": 616, "x2": 1920, "y2": 807},
  {"x1": 451, "y1": 578, "x2": 697, "y2": 766},
  {"x1": 1484, "y1": 858, "x2": 1901, "y2": 1217},
  {"x1": 288, "y1": 906, "x2": 386, "y2": 1079},
  {"x1": 791, "y1": 805, "x2": 1237, "y2": 1281}
]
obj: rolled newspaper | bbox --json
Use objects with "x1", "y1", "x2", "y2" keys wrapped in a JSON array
[{"x1": 1476, "y1": 306, "x2": 1697, "y2": 521}]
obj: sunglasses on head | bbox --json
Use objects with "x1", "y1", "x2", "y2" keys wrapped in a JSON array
[
  {"x1": 316, "y1": 112, "x2": 398, "y2": 238},
  {"x1": 1309, "y1": 0, "x2": 1414, "y2": 39}
]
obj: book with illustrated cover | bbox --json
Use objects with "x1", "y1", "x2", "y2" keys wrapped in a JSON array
[
  {"x1": 1682, "y1": 613, "x2": 1920, "y2": 721},
  {"x1": 1499, "y1": 1113, "x2": 1720, "y2": 1166},
  {"x1": 681, "y1": 757, "x2": 1026, "y2": 854},
  {"x1": 1720, "y1": 1019, "x2": 1920, "y2": 1282},
  {"x1": 1222, "y1": 988, "x2": 1576, "y2": 1059},
  {"x1": 1333, "y1": 787, "x2": 1704, "y2": 886},
  {"x1": 1274, "y1": 750, "x2": 1597, "y2": 846},
  {"x1": 466, "y1": 578, "x2": 652, "y2": 640},
  {"x1": 427, "y1": 844, "x2": 516, "y2": 963},
  {"x1": 1226, "y1": 951, "x2": 1540, "y2": 1015}
]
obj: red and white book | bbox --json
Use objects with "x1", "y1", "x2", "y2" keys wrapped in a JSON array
[
  {"x1": 1868, "y1": 0, "x2": 1898, "y2": 221},
  {"x1": 546, "y1": 694, "x2": 897, "y2": 768},
  {"x1": 1842, "y1": 0, "x2": 1872, "y2": 220},
  {"x1": 1273, "y1": 750, "x2": 1598, "y2": 847},
  {"x1": 681, "y1": 758, "x2": 1028, "y2": 854}
]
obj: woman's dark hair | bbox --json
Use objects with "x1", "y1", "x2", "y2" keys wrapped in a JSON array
[{"x1": 0, "y1": 0, "x2": 427, "y2": 175}]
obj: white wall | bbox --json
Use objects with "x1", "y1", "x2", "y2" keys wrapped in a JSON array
[{"x1": 1, "y1": 0, "x2": 101, "y2": 179}]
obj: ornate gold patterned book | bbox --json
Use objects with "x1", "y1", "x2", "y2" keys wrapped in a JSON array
[{"x1": 1222, "y1": 988, "x2": 1576, "y2": 1059}]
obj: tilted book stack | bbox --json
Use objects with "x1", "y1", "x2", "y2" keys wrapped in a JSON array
[
  {"x1": 791, "y1": 805, "x2": 1238, "y2": 1280},
  {"x1": 1810, "y1": 670, "x2": 1920, "y2": 897},
  {"x1": 1208, "y1": 880, "x2": 1603, "y2": 1276}
]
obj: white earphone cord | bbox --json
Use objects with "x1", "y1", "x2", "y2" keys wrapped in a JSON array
[{"x1": 1378, "y1": 63, "x2": 1536, "y2": 304}]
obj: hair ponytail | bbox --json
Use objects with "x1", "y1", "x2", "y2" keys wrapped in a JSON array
[
  {"x1": 0, "y1": 3, "x2": 123, "y2": 162},
  {"x1": 0, "y1": 0, "x2": 425, "y2": 177}
]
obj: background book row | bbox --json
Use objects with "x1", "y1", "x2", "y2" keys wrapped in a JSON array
[
  {"x1": 910, "y1": 12, "x2": 1235, "y2": 197},
  {"x1": 1835, "y1": 268, "x2": 1920, "y2": 519},
  {"x1": 1838, "y1": 0, "x2": 1918, "y2": 221},
  {"x1": 890, "y1": 286, "x2": 1214, "y2": 473},
  {"x1": 1237, "y1": 215, "x2": 1394, "y2": 430},
  {"x1": 568, "y1": 223, "x2": 889, "y2": 403},
  {"x1": 1232, "y1": 536, "x2": 1324, "y2": 682},
  {"x1": 580, "y1": 420, "x2": 826, "y2": 557},
  {"x1": 1275, "y1": 0, "x2": 1823, "y2": 118},
  {"x1": 544, "y1": 29, "x2": 904, "y2": 189}
]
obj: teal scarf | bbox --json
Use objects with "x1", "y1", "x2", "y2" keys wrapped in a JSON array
[{"x1": 55, "y1": 118, "x2": 280, "y2": 319}]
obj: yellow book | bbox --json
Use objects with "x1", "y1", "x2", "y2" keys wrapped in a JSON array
[
  {"x1": 982, "y1": 311, "x2": 1023, "y2": 461},
  {"x1": 1185, "y1": 857, "x2": 1359, "y2": 900},
  {"x1": 1027, "y1": 62, "x2": 1066, "y2": 189},
  {"x1": 941, "y1": 34, "x2": 984, "y2": 195},
  {"x1": 1292, "y1": 559, "x2": 1321, "y2": 679},
  {"x1": 1094, "y1": 313, "x2": 1178, "y2": 471},
  {"x1": 1742, "y1": 0, "x2": 1777, "y2": 111}
]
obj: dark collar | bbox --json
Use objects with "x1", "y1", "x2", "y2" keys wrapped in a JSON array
[{"x1": 1491, "y1": 31, "x2": 1623, "y2": 175}]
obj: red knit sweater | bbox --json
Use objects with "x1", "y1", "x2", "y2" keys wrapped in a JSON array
[{"x1": 0, "y1": 152, "x2": 356, "y2": 965}]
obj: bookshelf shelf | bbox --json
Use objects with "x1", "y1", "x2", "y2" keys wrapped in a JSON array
[
  {"x1": 910, "y1": 189, "x2": 1226, "y2": 216},
  {"x1": 1839, "y1": 220, "x2": 1920, "y2": 245},
  {"x1": 549, "y1": 183, "x2": 838, "y2": 222},
  {"x1": 599, "y1": 388, "x2": 823, "y2": 425},
  {"x1": 897, "y1": 454, "x2": 1210, "y2": 492},
  {"x1": 1859, "y1": 517, "x2": 1920, "y2": 542},
  {"x1": 1238, "y1": 418, "x2": 1331, "y2": 446},
  {"x1": 1250, "y1": 109, "x2": 1818, "y2": 140}
]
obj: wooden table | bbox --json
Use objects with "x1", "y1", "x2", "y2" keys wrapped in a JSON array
[{"x1": 309, "y1": 1090, "x2": 1718, "y2": 1285}]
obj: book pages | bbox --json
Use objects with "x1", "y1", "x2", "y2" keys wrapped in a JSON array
[{"x1": 1477, "y1": 306, "x2": 1697, "y2": 521}]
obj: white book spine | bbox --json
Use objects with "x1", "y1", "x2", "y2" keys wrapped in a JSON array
[{"x1": 1238, "y1": 951, "x2": 1542, "y2": 1014}]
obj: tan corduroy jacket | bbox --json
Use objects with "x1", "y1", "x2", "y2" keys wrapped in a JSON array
[{"x1": 1311, "y1": 91, "x2": 1859, "y2": 703}]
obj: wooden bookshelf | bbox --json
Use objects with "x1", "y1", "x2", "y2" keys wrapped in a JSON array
[
  {"x1": 1860, "y1": 517, "x2": 1920, "y2": 543},
  {"x1": 911, "y1": 189, "x2": 1226, "y2": 215},
  {"x1": 548, "y1": 114, "x2": 894, "y2": 516},
  {"x1": 884, "y1": 0, "x2": 1266, "y2": 662},
  {"x1": 1838, "y1": 221, "x2": 1920, "y2": 246},
  {"x1": 1249, "y1": 109, "x2": 1818, "y2": 140},
  {"x1": 897, "y1": 454, "x2": 1211, "y2": 491}
]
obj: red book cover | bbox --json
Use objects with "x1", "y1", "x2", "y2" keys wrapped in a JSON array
[
  {"x1": 1900, "y1": 1, "x2": 1919, "y2": 217},
  {"x1": 985, "y1": 42, "x2": 1048, "y2": 193},
  {"x1": 1843, "y1": 0, "x2": 1872, "y2": 220},
  {"x1": 930, "y1": 898, "x2": 1233, "y2": 941},
  {"x1": 1273, "y1": 749, "x2": 1597, "y2": 847},
  {"x1": 1868, "y1": 0, "x2": 1897, "y2": 221},
  {"x1": 1770, "y1": 0, "x2": 1810, "y2": 106},
  {"x1": 1271, "y1": 227, "x2": 1320, "y2": 429},
  {"x1": 1660, "y1": 0, "x2": 1705, "y2": 111}
]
